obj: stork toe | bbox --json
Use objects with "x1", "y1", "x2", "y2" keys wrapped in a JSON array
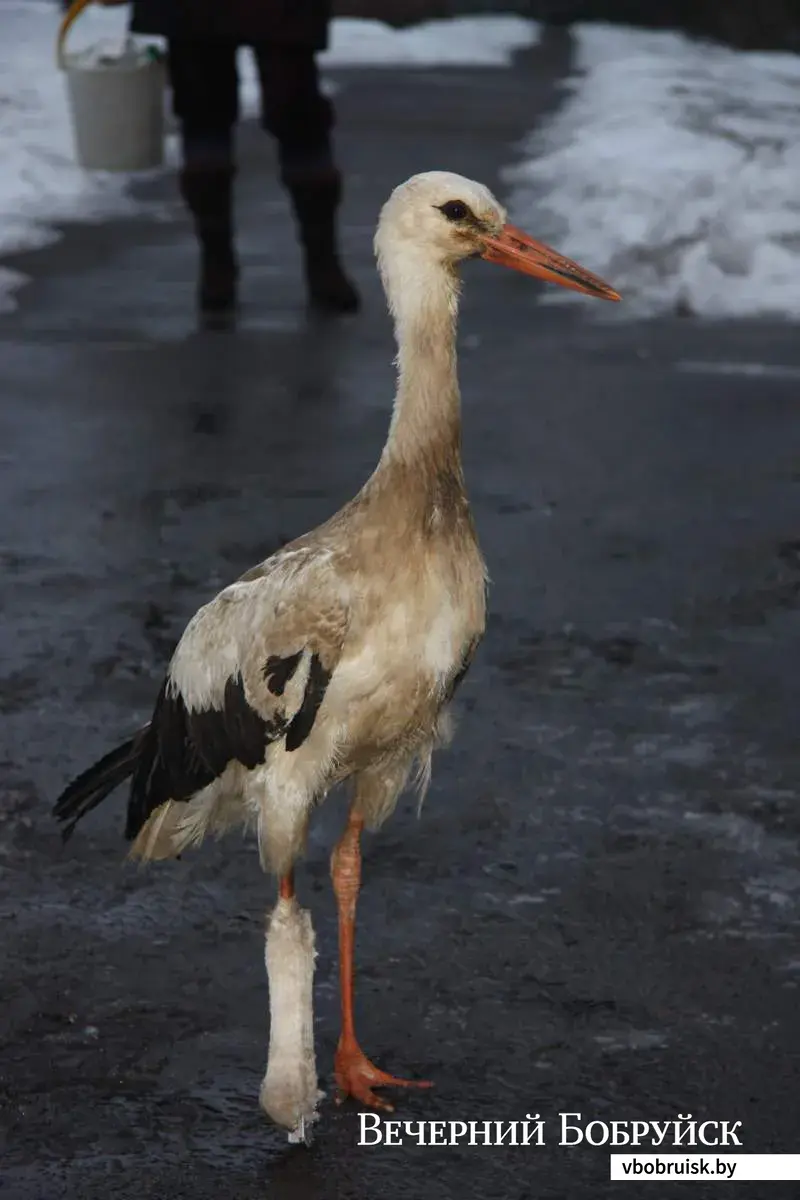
[{"x1": 334, "y1": 1039, "x2": 433, "y2": 1112}]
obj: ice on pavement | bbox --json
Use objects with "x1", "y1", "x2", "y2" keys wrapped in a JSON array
[
  {"x1": 504, "y1": 23, "x2": 800, "y2": 319},
  {"x1": 0, "y1": 2, "x2": 539, "y2": 311}
]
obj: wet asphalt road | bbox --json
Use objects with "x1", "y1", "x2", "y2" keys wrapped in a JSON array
[{"x1": 2, "y1": 35, "x2": 800, "y2": 1200}]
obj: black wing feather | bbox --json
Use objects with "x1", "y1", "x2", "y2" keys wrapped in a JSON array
[
  {"x1": 285, "y1": 654, "x2": 332, "y2": 752},
  {"x1": 56, "y1": 650, "x2": 335, "y2": 845},
  {"x1": 53, "y1": 734, "x2": 143, "y2": 842},
  {"x1": 263, "y1": 651, "x2": 303, "y2": 696},
  {"x1": 127, "y1": 654, "x2": 330, "y2": 838}
]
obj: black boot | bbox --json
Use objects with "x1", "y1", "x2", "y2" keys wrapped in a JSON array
[
  {"x1": 283, "y1": 169, "x2": 360, "y2": 314},
  {"x1": 179, "y1": 166, "x2": 238, "y2": 315}
]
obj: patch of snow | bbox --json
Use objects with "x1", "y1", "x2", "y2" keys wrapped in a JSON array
[
  {"x1": 0, "y1": 0, "x2": 167, "y2": 305},
  {"x1": 322, "y1": 16, "x2": 539, "y2": 68},
  {"x1": 504, "y1": 23, "x2": 800, "y2": 319},
  {"x1": 0, "y1": 265, "x2": 29, "y2": 315}
]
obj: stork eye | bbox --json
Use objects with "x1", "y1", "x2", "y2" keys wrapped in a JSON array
[{"x1": 438, "y1": 200, "x2": 470, "y2": 223}]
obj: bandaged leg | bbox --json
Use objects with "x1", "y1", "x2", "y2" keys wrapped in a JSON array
[{"x1": 259, "y1": 876, "x2": 322, "y2": 1143}]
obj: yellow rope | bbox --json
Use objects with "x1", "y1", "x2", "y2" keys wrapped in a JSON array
[{"x1": 56, "y1": 0, "x2": 95, "y2": 69}]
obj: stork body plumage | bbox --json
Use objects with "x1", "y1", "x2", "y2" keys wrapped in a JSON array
[
  {"x1": 124, "y1": 478, "x2": 486, "y2": 872},
  {"x1": 54, "y1": 171, "x2": 619, "y2": 1140}
]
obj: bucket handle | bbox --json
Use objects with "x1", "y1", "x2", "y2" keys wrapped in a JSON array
[{"x1": 56, "y1": 0, "x2": 99, "y2": 70}]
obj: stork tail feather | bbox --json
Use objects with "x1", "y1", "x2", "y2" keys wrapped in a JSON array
[{"x1": 52, "y1": 732, "x2": 145, "y2": 841}]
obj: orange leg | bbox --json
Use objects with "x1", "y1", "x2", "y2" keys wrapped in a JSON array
[
  {"x1": 330, "y1": 810, "x2": 433, "y2": 1111},
  {"x1": 278, "y1": 870, "x2": 295, "y2": 901}
]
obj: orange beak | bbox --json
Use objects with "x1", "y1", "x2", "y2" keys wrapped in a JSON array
[{"x1": 481, "y1": 223, "x2": 620, "y2": 302}]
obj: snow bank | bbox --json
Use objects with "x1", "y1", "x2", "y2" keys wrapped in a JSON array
[
  {"x1": 504, "y1": 23, "x2": 800, "y2": 319},
  {"x1": 322, "y1": 16, "x2": 539, "y2": 67}
]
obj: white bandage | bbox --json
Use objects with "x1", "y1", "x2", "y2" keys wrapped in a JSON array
[{"x1": 259, "y1": 896, "x2": 323, "y2": 1142}]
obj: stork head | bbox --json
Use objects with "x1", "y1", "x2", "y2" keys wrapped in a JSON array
[{"x1": 375, "y1": 170, "x2": 619, "y2": 302}]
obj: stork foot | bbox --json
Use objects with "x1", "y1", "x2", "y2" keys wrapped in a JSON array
[{"x1": 334, "y1": 1036, "x2": 433, "y2": 1112}]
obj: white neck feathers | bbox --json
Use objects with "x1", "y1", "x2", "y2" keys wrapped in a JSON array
[{"x1": 377, "y1": 239, "x2": 463, "y2": 466}]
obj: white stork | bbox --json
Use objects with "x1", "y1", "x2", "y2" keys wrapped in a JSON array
[{"x1": 54, "y1": 171, "x2": 619, "y2": 1142}]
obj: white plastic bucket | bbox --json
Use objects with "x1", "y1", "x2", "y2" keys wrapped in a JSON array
[{"x1": 57, "y1": 0, "x2": 166, "y2": 172}]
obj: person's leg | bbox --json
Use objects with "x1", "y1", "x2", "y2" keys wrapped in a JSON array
[
  {"x1": 254, "y1": 45, "x2": 359, "y2": 314},
  {"x1": 167, "y1": 40, "x2": 239, "y2": 313}
]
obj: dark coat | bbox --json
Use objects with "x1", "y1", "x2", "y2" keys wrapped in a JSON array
[{"x1": 130, "y1": 0, "x2": 331, "y2": 49}]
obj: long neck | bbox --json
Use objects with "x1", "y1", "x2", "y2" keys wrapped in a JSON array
[{"x1": 378, "y1": 248, "x2": 463, "y2": 472}]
